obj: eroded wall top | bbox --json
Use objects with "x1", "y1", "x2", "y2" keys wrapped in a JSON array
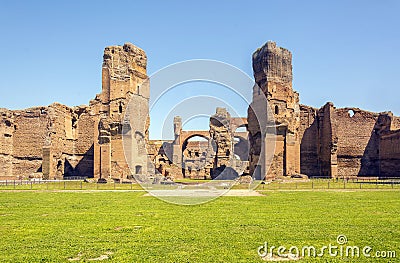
[
  {"x1": 253, "y1": 41, "x2": 292, "y2": 86},
  {"x1": 103, "y1": 43, "x2": 147, "y2": 79}
]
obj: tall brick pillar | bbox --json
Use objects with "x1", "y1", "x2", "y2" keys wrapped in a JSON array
[
  {"x1": 93, "y1": 43, "x2": 149, "y2": 180},
  {"x1": 42, "y1": 146, "x2": 52, "y2": 180},
  {"x1": 249, "y1": 41, "x2": 301, "y2": 179}
]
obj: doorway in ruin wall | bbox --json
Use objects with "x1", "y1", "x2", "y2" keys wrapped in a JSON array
[{"x1": 181, "y1": 135, "x2": 213, "y2": 179}]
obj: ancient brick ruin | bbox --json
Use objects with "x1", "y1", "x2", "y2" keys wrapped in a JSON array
[
  {"x1": 0, "y1": 43, "x2": 149, "y2": 181},
  {"x1": 249, "y1": 42, "x2": 300, "y2": 180},
  {"x1": 249, "y1": 41, "x2": 400, "y2": 179},
  {"x1": 1, "y1": 41, "x2": 399, "y2": 181}
]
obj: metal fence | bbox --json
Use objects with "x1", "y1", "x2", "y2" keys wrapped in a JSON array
[
  {"x1": 1, "y1": 178, "x2": 400, "y2": 191},
  {"x1": 259, "y1": 178, "x2": 400, "y2": 190},
  {"x1": 0, "y1": 180, "x2": 141, "y2": 191}
]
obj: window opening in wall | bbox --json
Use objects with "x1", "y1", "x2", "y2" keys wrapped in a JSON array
[
  {"x1": 119, "y1": 102, "x2": 123, "y2": 114},
  {"x1": 275, "y1": 105, "x2": 279, "y2": 115}
]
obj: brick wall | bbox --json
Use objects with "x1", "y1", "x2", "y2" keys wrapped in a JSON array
[
  {"x1": 0, "y1": 109, "x2": 14, "y2": 179},
  {"x1": 332, "y1": 108, "x2": 379, "y2": 177},
  {"x1": 380, "y1": 131, "x2": 400, "y2": 177},
  {"x1": 12, "y1": 107, "x2": 49, "y2": 177},
  {"x1": 299, "y1": 105, "x2": 320, "y2": 176}
]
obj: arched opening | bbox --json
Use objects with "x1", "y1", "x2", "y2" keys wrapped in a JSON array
[
  {"x1": 182, "y1": 135, "x2": 210, "y2": 150},
  {"x1": 182, "y1": 135, "x2": 214, "y2": 179},
  {"x1": 275, "y1": 105, "x2": 279, "y2": 115},
  {"x1": 233, "y1": 123, "x2": 249, "y2": 162},
  {"x1": 232, "y1": 122, "x2": 250, "y2": 176},
  {"x1": 348, "y1": 109, "x2": 355, "y2": 118}
]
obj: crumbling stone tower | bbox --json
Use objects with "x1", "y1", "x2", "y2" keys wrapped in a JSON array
[
  {"x1": 92, "y1": 43, "x2": 149, "y2": 180},
  {"x1": 248, "y1": 41, "x2": 301, "y2": 179},
  {"x1": 209, "y1": 108, "x2": 234, "y2": 169}
]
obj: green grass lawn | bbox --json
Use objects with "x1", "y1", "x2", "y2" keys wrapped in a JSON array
[{"x1": 0, "y1": 190, "x2": 399, "y2": 262}]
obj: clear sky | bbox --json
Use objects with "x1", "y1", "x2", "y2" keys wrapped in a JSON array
[{"x1": 1, "y1": 1, "x2": 399, "y2": 139}]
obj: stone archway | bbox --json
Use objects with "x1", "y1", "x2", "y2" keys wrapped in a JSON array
[
  {"x1": 179, "y1": 131, "x2": 211, "y2": 147},
  {"x1": 180, "y1": 133, "x2": 214, "y2": 179},
  {"x1": 230, "y1": 117, "x2": 248, "y2": 132}
]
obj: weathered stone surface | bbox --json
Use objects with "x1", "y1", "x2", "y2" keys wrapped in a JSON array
[
  {"x1": 0, "y1": 103, "x2": 96, "y2": 180},
  {"x1": 253, "y1": 41, "x2": 292, "y2": 85},
  {"x1": 148, "y1": 108, "x2": 249, "y2": 180},
  {"x1": 298, "y1": 103, "x2": 395, "y2": 178},
  {"x1": 249, "y1": 41, "x2": 301, "y2": 180},
  {"x1": 249, "y1": 41, "x2": 400, "y2": 179},
  {"x1": 93, "y1": 43, "x2": 149, "y2": 181},
  {"x1": 299, "y1": 104, "x2": 320, "y2": 176},
  {"x1": 1, "y1": 40, "x2": 400, "y2": 180},
  {"x1": 210, "y1": 108, "x2": 233, "y2": 168},
  {"x1": 0, "y1": 43, "x2": 149, "y2": 181}
]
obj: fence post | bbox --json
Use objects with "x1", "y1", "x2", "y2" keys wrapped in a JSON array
[
  {"x1": 14, "y1": 180, "x2": 16, "y2": 189},
  {"x1": 295, "y1": 182, "x2": 297, "y2": 189},
  {"x1": 5, "y1": 180, "x2": 7, "y2": 186},
  {"x1": 328, "y1": 181, "x2": 330, "y2": 189},
  {"x1": 81, "y1": 181, "x2": 83, "y2": 190},
  {"x1": 312, "y1": 181, "x2": 314, "y2": 189},
  {"x1": 392, "y1": 182, "x2": 394, "y2": 189},
  {"x1": 131, "y1": 182, "x2": 133, "y2": 190},
  {"x1": 30, "y1": 181, "x2": 32, "y2": 190},
  {"x1": 64, "y1": 181, "x2": 66, "y2": 190},
  {"x1": 114, "y1": 183, "x2": 116, "y2": 190}
]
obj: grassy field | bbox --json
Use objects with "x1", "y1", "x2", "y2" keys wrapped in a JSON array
[{"x1": 0, "y1": 189, "x2": 399, "y2": 262}]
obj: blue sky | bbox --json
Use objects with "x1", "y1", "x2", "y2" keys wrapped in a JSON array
[{"x1": 1, "y1": 1, "x2": 399, "y2": 139}]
